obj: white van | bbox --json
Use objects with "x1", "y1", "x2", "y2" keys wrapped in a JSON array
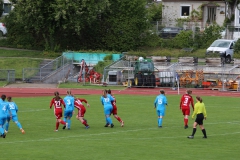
[{"x1": 206, "y1": 39, "x2": 235, "y2": 63}]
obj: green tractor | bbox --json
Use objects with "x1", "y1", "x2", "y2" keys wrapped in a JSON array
[{"x1": 131, "y1": 58, "x2": 156, "y2": 87}]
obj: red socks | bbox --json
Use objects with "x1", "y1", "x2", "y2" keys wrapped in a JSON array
[{"x1": 184, "y1": 118, "x2": 188, "y2": 126}]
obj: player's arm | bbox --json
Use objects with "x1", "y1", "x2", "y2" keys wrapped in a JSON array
[
  {"x1": 179, "y1": 96, "x2": 183, "y2": 109},
  {"x1": 60, "y1": 99, "x2": 66, "y2": 108},
  {"x1": 15, "y1": 103, "x2": 19, "y2": 113},
  {"x1": 49, "y1": 99, "x2": 54, "y2": 109},
  {"x1": 191, "y1": 97, "x2": 194, "y2": 110},
  {"x1": 79, "y1": 98, "x2": 87, "y2": 104},
  {"x1": 191, "y1": 103, "x2": 198, "y2": 119},
  {"x1": 203, "y1": 104, "x2": 207, "y2": 119},
  {"x1": 165, "y1": 97, "x2": 168, "y2": 106},
  {"x1": 154, "y1": 98, "x2": 157, "y2": 109}
]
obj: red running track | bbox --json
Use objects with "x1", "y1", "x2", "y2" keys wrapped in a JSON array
[{"x1": 0, "y1": 87, "x2": 239, "y2": 97}]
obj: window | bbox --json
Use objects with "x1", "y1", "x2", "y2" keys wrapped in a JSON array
[
  {"x1": 4, "y1": 3, "x2": 11, "y2": 14},
  {"x1": 181, "y1": 6, "x2": 190, "y2": 17}
]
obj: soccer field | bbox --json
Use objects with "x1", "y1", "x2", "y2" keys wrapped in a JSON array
[{"x1": 1, "y1": 94, "x2": 239, "y2": 160}]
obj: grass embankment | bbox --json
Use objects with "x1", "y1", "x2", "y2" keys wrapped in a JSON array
[{"x1": 0, "y1": 49, "x2": 59, "y2": 80}]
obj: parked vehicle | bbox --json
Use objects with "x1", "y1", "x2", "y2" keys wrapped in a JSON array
[
  {"x1": 130, "y1": 57, "x2": 156, "y2": 87},
  {"x1": 158, "y1": 27, "x2": 183, "y2": 39},
  {"x1": 0, "y1": 23, "x2": 7, "y2": 36},
  {"x1": 206, "y1": 39, "x2": 235, "y2": 64}
]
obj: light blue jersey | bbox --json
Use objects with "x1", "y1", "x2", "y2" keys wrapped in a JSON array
[
  {"x1": 7, "y1": 101, "x2": 18, "y2": 119},
  {"x1": 101, "y1": 94, "x2": 114, "y2": 125},
  {"x1": 0, "y1": 100, "x2": 10, "y2": 134},
  {"x1": 101, "y1": 94, "x2": 114, "y2": 113},
  {"x1": 5, "y1": 101, "x2": 23, "y2": 132},
  {"x1": 63, "y1": 95, "x2": 74, "y2": 129},
  {"x1": 0, "y1": 101, "x2": 10, "y2": 119},
  {"x1": 154, "y1": 94, "x2": 168, "y2": 127},
  {"x1": 154, "y1": 94, "x2": 168, "y2": 116},
  {"x1": 64, "y1": 95, "x2": 74, "y2": 112}
]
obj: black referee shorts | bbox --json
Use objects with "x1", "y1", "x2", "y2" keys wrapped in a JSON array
[{"x1": 195, "y1": 113, "x2": 204, "y2": 125}]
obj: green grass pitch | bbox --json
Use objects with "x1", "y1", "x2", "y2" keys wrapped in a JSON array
[{"x1": 1, "y1": 94, "x2": 239, "y2": 160}]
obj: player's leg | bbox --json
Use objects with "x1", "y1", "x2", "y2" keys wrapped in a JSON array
[
  {"x1": 66, "y1": 111, "x2": 73, "y2": 129},
  {"x1": 62, "y1": 111, "x2": 67, "y2": 129},
  {"x1": 184, "y1": 109, "x2": 190, "y2": 129},
  {"x1": 105, "y1": 107, "x2": 113, "y2": 128},
  {"x1": 188, "y1": 121, "x2": 198, "y2": 139},
  {"x1": 157, "y1": 110, "x2": 164, "y2": 127},
  {"x1": 4, "y1": 117, "x2": 10, "y2": 133},
  {"x1": 199, "y1": 119, "x2": 207, "y2": 138},
  {"x1": 0, "y1": 118, "x2": 6, "y2": 138},
  {"x1": 12, "y1": 116, "x2": 25, "y2": 134}
]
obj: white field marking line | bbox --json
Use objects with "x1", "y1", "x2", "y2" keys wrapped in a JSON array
[
  {"x1": 2, "y1": 130, "x2": 240, "y2": 144},
  {"x1": 2, "y1": 121, "x2": 240, "y2": 144}
]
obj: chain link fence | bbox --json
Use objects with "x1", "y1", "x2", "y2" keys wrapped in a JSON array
[{"x1": 0, "y1": 69, "x2": 15, "y2": 82}]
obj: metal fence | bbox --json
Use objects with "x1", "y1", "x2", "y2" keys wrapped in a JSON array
[
  {"x1": 0, "y1": 69, "x2": 15, "y2": 82},
  {"x1": 23, "y1": 55, "x2": 73, "y2": 83}
]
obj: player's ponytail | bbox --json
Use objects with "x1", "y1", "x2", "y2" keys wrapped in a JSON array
[
  {"x1": 54, "y1": 91, "x2": 60, "y2": 100},
  {"x1": 103, "y1": 90, "x2": 107, "y2": 98},
  {"x1": 196, "y1": 96, "x2": 203, "y2": 103}
]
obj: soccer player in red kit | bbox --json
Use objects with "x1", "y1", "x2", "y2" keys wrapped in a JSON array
[
  {"x1": 74, "y1": 97, "x2": 90, "y2": 129},
  {"x1": 179, "y1": 90, "x2": 194, "y2": 129},
  {"x1": 107, "y1": 89, "x2": 124, "y2": 127},
  {"x1": 50, "y1": 91, "x2": 68, "y2": 131}
]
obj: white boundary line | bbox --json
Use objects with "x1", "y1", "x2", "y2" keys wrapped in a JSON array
[{"x1": 1, "y1": 122, "x2": 240, "y2": 144}]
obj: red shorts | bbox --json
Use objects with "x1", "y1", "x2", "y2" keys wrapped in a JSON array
[
  {"x1": 111, "y1": 105, "x2": 118, "y2": 115},
  {"x1": 181, "y1": 107, "x2": 190, "y2": 116},
  {"x1": 77, "y1": 106, "x2": 86, "y2": 117},
  {"x1": 55, "y1": 110, "x2": 63, "y2": 119}
]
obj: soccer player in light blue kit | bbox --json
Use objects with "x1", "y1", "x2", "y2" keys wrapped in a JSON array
[
  {"x1": 63, "y1": 90, "x2": 74, "y2": 130},
  {"x1": 4, "y1": 97, "x2": 25, "y2": 134},
  {"x1": 101, "y1": 90, "x2": 114, "y2": 128},
  {"x1": 0, "y1": 94, "x2": 11, "y2": 138},
  {"x1": 154, "y1": 90, "x2": 168, "y2": 128}
]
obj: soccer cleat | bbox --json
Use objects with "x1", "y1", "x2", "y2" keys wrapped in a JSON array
[
  {"x1": 187, "y1": 135, "x2": 194, "y2": 139},
  {"x1": 63, "y1": 125, "x2": 66, "y2": 129},
  {"x1": 104, "y1": 123, "x2": 109, "y2": 127},
  {"x1": 158, "y1": 126, "x2": 162, "y2": 128},
  {"x1": 184, "y1": 125, "x2": 188, "y2": 129},
  {"x1": 85, "y1": 126, "x2": 90, "y2": 129},
  {"x1": 110, "y1": 124, "x2": 114, "y2": 128},
  {"x1": 202, "y1": 136, "x2": 207, "y2": 139},
  {"x1": 121, "y1": 121, "x2": 124, "y2": 127},
  {"x1": 2, "y1": 133, "x2": 6, "y2": 138},
  {"x1": 54, "y1": 130, "x2": 58, "y2": 132},
  {"x1": 21, "y1": 129, "x2": 25, "y2": 134}
]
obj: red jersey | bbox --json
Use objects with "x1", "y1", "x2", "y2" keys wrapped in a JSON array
[
  {"x1": 180, "y1": 94, "x2": 194, "y2": 110},
  {"x1": 74, "y1": 98, "x2": 87, "y2": 117},
  {"x1": 50, "y1": 98, "x2": 65, "y2": 116},
  {"x1": 110, "y1": 95, "x2": 117, "y2": 108}
]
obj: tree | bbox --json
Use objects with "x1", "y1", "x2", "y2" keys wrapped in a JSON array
[
  {"x1": 6, "y1": 0, "x2": 110, "y2": 50},
  {"x1": 224, "y1": 0, "x2": 240, "y2": 25}
]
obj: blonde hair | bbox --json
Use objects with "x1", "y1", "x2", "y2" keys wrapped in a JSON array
[{"x1": 102, "y1": 90, "x2": 108, "y2": 98}]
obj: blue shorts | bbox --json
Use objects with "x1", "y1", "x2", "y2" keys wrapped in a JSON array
[
  {"x1": 8, "y1": 115, "x2": 18, "y2": 122},
  {"x1": 0, "y1": 117, "x2": 6, "y2": 126},
  {"x1": 64, "y1": 110, "x2": 73, "y2": 118},
  {"x1": 156, "y1": 109, "x2": 165, "y2": 116},
  {"x1": 104, "y1": 106, "x2": 113, "y2": 115}
]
